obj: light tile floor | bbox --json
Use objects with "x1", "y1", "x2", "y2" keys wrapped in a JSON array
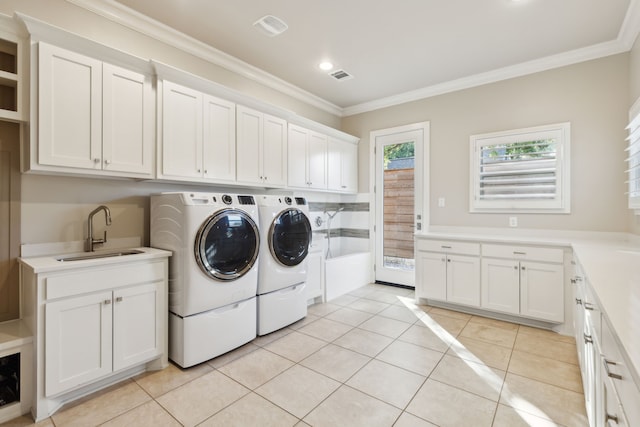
[{"x1": 3, "y1": 283, "x2": 588, "y2": 427}]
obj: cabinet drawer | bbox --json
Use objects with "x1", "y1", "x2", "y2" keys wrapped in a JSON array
[
  {"x1": 601, "y1": 317, "x2": 640, "y2": 426},
  {"x1": 45, "y1": 261, "x2": 165, "y2": 300},
  {"x1": 416, "y1": 239, "x2": 480, "y2": 256},
  {"x1": 482, "y1": 244, "x2": 563, "y2": 263}
]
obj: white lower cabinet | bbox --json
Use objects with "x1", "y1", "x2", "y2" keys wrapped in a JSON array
[
  {"x1": 481, "y1": 244, "x2": 564, "y2": 323},
  {"x1": 306, "y1": 241, "x2": 324, "y2": 302},
  {"x1": 573, "y1": 259, "x2": 640, "y2": 427},
  {"x1": 416, "y1": 237, "x2": 565, "y2": 324},
  {"x1": 20, "y1": 253, "x2": 169, "y2": 420},
  {"x1": 415, "y1": 239, "x2": 480, "y2": 307}
]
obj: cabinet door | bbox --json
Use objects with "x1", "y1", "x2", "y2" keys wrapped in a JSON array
[
  {"x1": 45, "y1": 291, "x2": 113, "y2": 396},
  {"x1": 327, "y1": 138, "x2": 342, "y2": 191},
  {"x1": 287, "y1": 124, "x2": 309, "y2": 188},
  {"x1": 161, "y1": 81, "x2": 202, "y2": 179},
  {"x1": 203, "y1": 94, "x2": 236, "y2": 182},
  {"x1": 328, "y1": 138, "x2": 358, "y2": 193},
  {"x1": 38, "y1": 42, "x2": 102, "y2": 169},
  {"x1": 113, "y1": 282, "x2": 162, "y2": 371},
  {"x1": 236, "y1": 105, "x2": 263, "y2": 184},
  {"x1": 308, "y1": 131, "x2": 327, "y2": 189},
  {"x1": 415, "y1": 251, "x2": 447, "y2": 301},
  {"x1": 102, "y1": 63, "x2": 153, "y2": 176},
  {"x1": 481, "y1": 258, "x2": 520, "y2": 315},
  {"x1": 341, "y1": 142, "x2": 358, "y2": 193},
  {"x1": 447, "y1": 255, "x2": 480, "y2": 307},
  {"x1": 520, "y1": 261, "x2": 564, "y2": 322},
  {"x1": 262, "y1": 114, "x2": 287, "y2": 187}
]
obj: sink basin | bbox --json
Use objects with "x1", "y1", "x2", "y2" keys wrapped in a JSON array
[{"x1": 56, "y1": 249, "x2": 144, "y2": 262}]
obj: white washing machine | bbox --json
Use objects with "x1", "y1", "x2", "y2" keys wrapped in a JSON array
[
  {"x1": 150, "y1": 192, "x2": 260, "y2": 367},
  {"x1": 256, "y1": 195, "x2": 312, "y2": 335}
]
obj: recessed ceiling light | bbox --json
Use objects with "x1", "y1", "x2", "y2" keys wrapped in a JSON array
[{"x1": 319, "y1": 62, "x2": 334, "y2": 71}]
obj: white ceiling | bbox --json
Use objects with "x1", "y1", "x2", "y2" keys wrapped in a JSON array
[{"x1": 102, "y1": 0, "x2": 637, "y2": 115}]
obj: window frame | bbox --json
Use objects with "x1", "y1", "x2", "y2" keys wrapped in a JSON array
[{"x1": 469, "y1": 122, "x2": 571, "y2": 214}]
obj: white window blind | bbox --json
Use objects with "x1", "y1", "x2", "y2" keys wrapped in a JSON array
[
  {"x1": 626, "y1": 109, "x2": 640, "y2": 209},
  {"x1": 470, "y1": 123, "x2": 570, "y2": 213}
]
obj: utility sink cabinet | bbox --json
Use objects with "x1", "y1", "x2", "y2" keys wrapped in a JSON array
[{"x1": 19, "y1": 248, "x2": 170, "y2": 421}]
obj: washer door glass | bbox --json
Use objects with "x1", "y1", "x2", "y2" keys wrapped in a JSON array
[
  {"x1": 195, "y1": 209, "x2": 260, "y2": 281},
  {"x1": 269, "y1": 208, "x2": 312, "y2": 267}
]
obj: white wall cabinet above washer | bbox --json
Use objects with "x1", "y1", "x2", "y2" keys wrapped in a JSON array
[
  {"x1": 236, "y1": 105, "x2": 287, "y2": 187},
  {"x1": 327, "y1": 137, "x2": 358, "y2": 193},
  {"x1": 32, "y1": 42, "x2": 154, "y2": 178},
  {"x1": 158, "y1": 80, "x2": 236, "y2": 184},
  {"x1": 288, "y1": 123, "x2": 327, "y2": 190}
]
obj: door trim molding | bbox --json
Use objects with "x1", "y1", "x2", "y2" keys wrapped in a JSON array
[{"x1": 369, "y1": 121, "x2": 430, "y2": 285}]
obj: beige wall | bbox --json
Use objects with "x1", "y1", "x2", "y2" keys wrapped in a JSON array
[
  {"x1": 628, "y1": 35, "x2": 640, "y2": 234},
  {"x1": 342, "y1": 54, "x2": 630, "y2": 232}
]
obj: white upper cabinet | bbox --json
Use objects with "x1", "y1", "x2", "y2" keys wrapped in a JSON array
[
  {"x1": 327, "y1": 137, "x2": 358, "y2": 193},
  {"x1": 160, "y1": 81, "x2": 202, "y2": 180},
  {"x1": 35, "y1": 42, "x2": 153, "y2": 177},
  {"x1": 159, "y1": 80, "x2": 236, "y2": 183},
  {"x1": 236, "y1": 105, "x2": 287, "y2": 187},
  {"x1": 288, "y1": 123, "x2": 327, "y2": 190},
  {"x1": 203, "y1": 94, "x2": 236, "y2": 182}
]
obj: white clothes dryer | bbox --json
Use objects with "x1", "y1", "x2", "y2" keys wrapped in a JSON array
[
  {"x1": 150, "y1": 192, "x2": 260, "y2": 367},
  {"x1": 256, "y1": 195, "x2": 312, "y2": 335}
]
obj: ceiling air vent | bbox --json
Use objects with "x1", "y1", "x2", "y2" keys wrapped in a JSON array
[
  {"x1": 253, "y1": 15, "x2": 288, "y2": 37},
  {"x1": 329, "y1": 69, "x2": 354, "y2": 81}
]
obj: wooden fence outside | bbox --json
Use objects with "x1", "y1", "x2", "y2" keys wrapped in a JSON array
[{"x1": 383, "y1": 167, "x2": 414, "y2": 260}]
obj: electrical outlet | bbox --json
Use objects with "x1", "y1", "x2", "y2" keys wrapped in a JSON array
[
  {"x1": 509, "y1": 216, "x2": 518, "y2": 227},
  {"x1": 438, "y1": 197, "x2": 445, "y2": 208}
]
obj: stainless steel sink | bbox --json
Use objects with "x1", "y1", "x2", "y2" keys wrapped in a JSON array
[{"x1": 56, "y1": 249, "x2": 144, "y2": 262}]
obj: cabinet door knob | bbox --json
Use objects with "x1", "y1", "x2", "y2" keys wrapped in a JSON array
[
  {"x1": 583, "y1": 333, "x2": 592, "y2": 344},
  {"x1": 103, "y1": 299, "x2": 111, "y2": 305},
  {"x1": 514, "y1": 265, "x2": 518, "y2": 270},
  {"x1": 204, "y1": 170, "x2": 208, "y2": 174},
  {"x1": 521, "y1": 266, "x2": 526, "y2": 271},
  {"x1": 115, "y1": 296, "x2": 123, "y2": 303},
  {"x1": 197, "y1": 169, "x2": 201, "y2": 173},
  {"x1": 575, "y1": 298, "x2": 582, "y2": 305},
  {"x1": 104, "y1": 159, "x2": 111, "y2": 165},
  {"x1": 94, "y1": 158, "x2": 100, "y2": 164}
]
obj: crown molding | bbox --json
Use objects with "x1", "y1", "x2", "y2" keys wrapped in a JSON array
[
  {"x1": 67, "y1": 0, "x2": 640, "y2": 119},
  {"x1": 65, "y1": 0, "x2": 344, "y2": 117},
  {"x1": 343, "y1": 39, "x2": 629, "y2": 117}
]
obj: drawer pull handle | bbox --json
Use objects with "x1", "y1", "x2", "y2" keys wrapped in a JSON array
[
  {"x1": 441, "y1": 245, "x2": 452, "y2": 249},
  {"x1": 604, "y1": 359, "x2": 623, "y2": 380},
  {"x1": 513, "y1": 251, "x2": 526, "y2": 255},
  {"x1": 583, "y1": 333, "x2": 592, "y2": 344},
  {"x1": 606, "y1": 413, "x2": 619, "y2": 424},
  {"x1": 575, "y1": 298, "x2": 582, "y2": 305},
  {"x1": 584, "y1": 302, "x2": 595, "y2": 311}
]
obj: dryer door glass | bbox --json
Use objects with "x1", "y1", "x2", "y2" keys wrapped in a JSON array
[
  {"x1": 195, "y1": 209, "x2": 260, "y2": 281},
  {"x1": 269, "y1": 208, "x2": 312, "y2": 267}
]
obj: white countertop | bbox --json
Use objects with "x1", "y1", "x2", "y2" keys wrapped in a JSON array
[{"x1": 18, "y1": 247, "x2": 172, "y2": 273}]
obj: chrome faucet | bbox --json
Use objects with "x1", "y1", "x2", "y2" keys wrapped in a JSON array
[{"x1": 87, "y1": 205, "x2": 112, "y2": 252}]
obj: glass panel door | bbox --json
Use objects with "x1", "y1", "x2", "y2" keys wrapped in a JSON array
[{"x1": 373, "y1": 124, "x2": 427, "y2": 287}]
